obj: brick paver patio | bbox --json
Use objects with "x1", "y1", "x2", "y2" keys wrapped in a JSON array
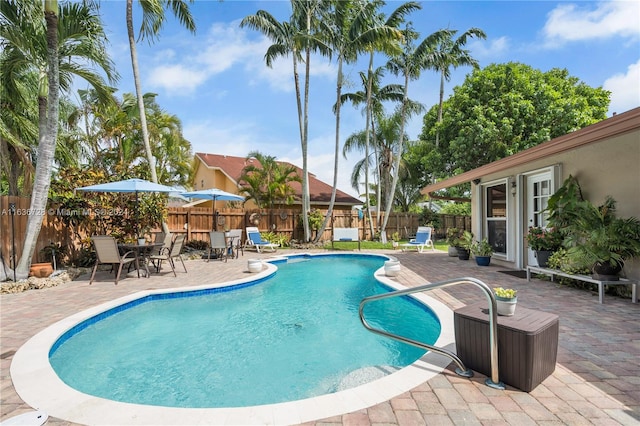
[{"x1": 1, "y1": 249, "x2": 638, "y2": 425}]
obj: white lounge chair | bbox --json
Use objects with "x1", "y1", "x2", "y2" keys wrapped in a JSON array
[
  {"x1": 401, "y1": 226, "x2": 434, "y2": 253},
  {"x1": 246, "y1": 226, "x2": 279, "y2": 253}
]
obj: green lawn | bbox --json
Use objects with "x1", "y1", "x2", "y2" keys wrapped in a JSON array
[{"x1": 326, "y1": 239, "x2": 448, "y2": 251}]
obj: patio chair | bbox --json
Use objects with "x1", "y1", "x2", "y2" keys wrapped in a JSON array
[
  {"x1": 149, "y1": 234, "x2": 187, "y2": 276},
  {"x1": 400, "y1": 226, "x2": 434, "y2": 253},
  {"x1": 207, "y1": 231, "x2": 229, "y2": 262},
  {"x1": 90, "y1": 235, "x2": 139, "y2": 285},
  {"x1": 246, "y1": 226, "x2": 279, "y2": 253},
  {"x1": 149, "y1": 232, "x2": 173, "y2": 269},
  {"x1": 226, "y1": 229, "x2": 244, "y2": 258}
]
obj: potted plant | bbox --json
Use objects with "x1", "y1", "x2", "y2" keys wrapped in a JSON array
[
  {"x1": 526, "y1": 226, "x2": 562, "y2": 267},
  {"x1": 471, "y1": 238, "x2": 493, "y2": 266},
  {"x1": 493, "y1": 287, "x2": 517, "y2": 316},
  {"x1": 446, "y1": 228, "x2": 461, "y2": 257},
  {"x1": 563, "y1": 196, "x2": 640, "y2": 280},
  {"x1": 456, "y1": 231, "x2": 474, "y2": 260}
]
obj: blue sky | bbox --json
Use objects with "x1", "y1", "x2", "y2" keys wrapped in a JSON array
[{"x1": 95, "y1": 1, "x2": 640, "y2": 198}]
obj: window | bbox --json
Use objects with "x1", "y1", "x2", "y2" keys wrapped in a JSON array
[{"x1": 486, "y1": 183, "x2": 507, "y2": 254}]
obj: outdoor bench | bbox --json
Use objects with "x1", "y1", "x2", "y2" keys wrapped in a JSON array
[
  {"x1": 526, "y1": 265, "x2": 638, "y2": 304},
  {"x1": 332, "y1": 227, "x2": 361, "y2": 250}
]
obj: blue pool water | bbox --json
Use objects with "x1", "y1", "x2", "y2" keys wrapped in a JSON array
[{"x1": 49, "y1": 254, "x2": 441, "y2": 408}]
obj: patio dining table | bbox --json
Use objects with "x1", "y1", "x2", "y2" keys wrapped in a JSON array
[{"x1": 118, "y1": 242, "x2": 163, "y2": 278}]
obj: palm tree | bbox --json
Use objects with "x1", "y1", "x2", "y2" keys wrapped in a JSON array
[
  {"x1": 8, "y1": 0, "x2": 60, "y2": 281},
  {"x1": 0, "y1": 0, "x2": 118, "y2": 280},
  {"x1": 0, "y1": 0, "x2": 118, "y2": 195},
  {"x1": 125, "y1": 0, "x2": 195, "y2": 184},
  {"x1": 429, "y1": 27, "x2": 486, "y2": 151},
  {"x1": 358, "y1": 0, "x2": 419, "y2": 237},
  {"x1": 239, "y1": 151, "x2": 301, "y2": 211},
  {"x1": 316, "y1": 0, "x2": 403, "y2": 241},
  {"x1": 241, "y1": 1, "x2": 330, "y2": 242},
  {"x1": 381, "y1": 25, "x2": 451, "y2": 234}
]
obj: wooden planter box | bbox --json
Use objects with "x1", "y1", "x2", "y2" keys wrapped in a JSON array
[{"x1": 454, "y1": 302, "x2": 559, "y2": 392}]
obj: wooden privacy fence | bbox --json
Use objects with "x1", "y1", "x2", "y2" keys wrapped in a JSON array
[
  {"x1": 0, "y1": 196, "x2": 470, "y2": 266},
  {"x1": 0, "y1": 196, "x2": 75, "y2": 268}
]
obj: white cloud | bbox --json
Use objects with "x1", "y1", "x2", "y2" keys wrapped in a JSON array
[
  {"x1": 604, "y1": 60, "x2": 640, "y2": 114},
  {"x1": 543, "y1": 2, "x2": 640, "y2": 46},
  {"x1": 148, "y1": 64, "x2": 208, "y2": 94},
  {"x1": 467, "y1": 36, "x2": 510, "y2": 61}
]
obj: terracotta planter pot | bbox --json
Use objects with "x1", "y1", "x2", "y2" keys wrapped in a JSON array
[{"x1": 29, "y1": 262, "x2": 53, "y2": 278}]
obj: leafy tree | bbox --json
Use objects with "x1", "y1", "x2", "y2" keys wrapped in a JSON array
[{"x1": 418, "y1": 62, "x2": 610, "y2": 179}]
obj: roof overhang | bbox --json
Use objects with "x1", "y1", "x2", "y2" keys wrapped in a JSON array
[{"x1": 421, "y1": 107, "x2": 640, "y2": 198}]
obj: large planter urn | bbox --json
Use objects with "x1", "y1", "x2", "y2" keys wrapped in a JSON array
[
  {"x1": 384, "y1": 260, "x2": 401, "y2": 277},
  {"x1": 448, "y1": 246, "x2": 458, "y2": 257},
  {"x1": 29, "y1": 262, "x2": 53, "y2": 278},
  {"x1": 247, "y1": 259, "x2": 263, "y2": 273},
  {"x1": 535, "y1": 250, "x2": 553, "y2": 267}
]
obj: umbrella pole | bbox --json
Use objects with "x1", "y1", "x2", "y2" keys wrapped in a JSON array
[
  {"x1": 135, "y1": 191, "x2": 139, "y2": 240},
  {"x1": 213, "y1": 199, "x2": 217, "y2": 231}
]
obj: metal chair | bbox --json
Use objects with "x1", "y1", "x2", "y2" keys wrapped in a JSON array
[
  {"x1": 226, "y1": 229, "x2": 243, "y2": 258},
  {"x1": 208, "y1": 231, "x2": 228, "y2": 262},
  {"x1": 90, "y1": 235, "x2": 139, "y2": 285},
  {"x1": 149, "y1": 234, "x2": 187, "y2": 276}
]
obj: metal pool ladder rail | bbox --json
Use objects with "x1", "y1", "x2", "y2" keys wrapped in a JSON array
[{"x1": 359, "y1": 276, "x2": 505, "y2": 390}]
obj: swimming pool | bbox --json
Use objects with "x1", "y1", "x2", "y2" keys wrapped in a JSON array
[
  {"x1": 49, "y1": 255, "x2": 439, "y2": 408},
  {"x1": 11, "y1": 253, "x2": 456, "y2": 425}
]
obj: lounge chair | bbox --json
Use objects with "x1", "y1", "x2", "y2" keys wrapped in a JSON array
[
  {"x1": 149, "y1": 234, "x2": 187, "y2": 275},
  {"x1": 401, "y1": 226, "x2": 434, "y2": 253},
  {"x1": 246, "y1": 226, "x2": 279, "y2": 253},
  {"x1": 90, "y1": 235, "x2": 139, "y2": 285},
  {"x1": 207, "y1": 231, "x2": 229, "y2": 262}
]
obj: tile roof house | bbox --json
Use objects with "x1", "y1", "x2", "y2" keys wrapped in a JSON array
[
  {"x1": 421, "y1": 107, "x2": 640, "y2": 280},
  {"x1": 191, "y1": 153, "x2": 362, "y2": 210}
]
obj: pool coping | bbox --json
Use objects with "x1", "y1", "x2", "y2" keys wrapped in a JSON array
[{"x1": 11, "y1": 253, "x2": 456, "y2": 425}]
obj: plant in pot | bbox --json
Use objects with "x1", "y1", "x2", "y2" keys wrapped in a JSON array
[
  {"x1": 493, "y1": 287, "x2": 517, "y2": 316},
  {"x1": 526, "y1": 226, "x2": 562, "y2": 267},
  {"x1": 446, "y1": 227, "x2": 461, "y2": 257},
  {"x1": 471, "y1": 238, "x2": 493, "y2": 266},
  {"x1": 563, "y1": 196, "x2": 640, "y2": 280},
  {"x1": 456, "y1": 231, "x2": 474, "y2": 260}
]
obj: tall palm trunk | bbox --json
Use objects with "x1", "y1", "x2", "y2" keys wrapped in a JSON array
[
  {"x1": 10, "y1": 0, "x2": 60, "y2": 280},
  {"x1": 314, "y1": 56, "x2": 343, "y2": 242},
  {"x1": 364, "y1": 52, "x2": 375, "y2": 238},
  {"x1": 380, "y1": 71, "x2": 409, "y2": 233},
  {"x1": 126, "y1": 0, "x2": 157, "y2": 184}
]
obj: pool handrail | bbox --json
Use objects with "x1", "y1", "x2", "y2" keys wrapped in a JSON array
[{"x1": 359, "y1": 276, "x2": 505, "y2": 390}]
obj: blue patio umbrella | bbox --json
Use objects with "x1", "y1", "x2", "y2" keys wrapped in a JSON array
[
  {"x1": 76, "y1": 178, "x2": 179, "y2": 239},
  {"x1": 180, "y1": 188, "x2": 244, "y2": 230}
]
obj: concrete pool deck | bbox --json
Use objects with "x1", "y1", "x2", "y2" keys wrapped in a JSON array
[{"x1": 1, "y1": 249, "x2": 639, "y2": 425}]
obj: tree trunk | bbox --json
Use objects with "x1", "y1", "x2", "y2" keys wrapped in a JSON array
[
  {"x1": 126, "y1": 0, "x2": 157, "y2": 184},
  {"x1": 315, "y1": 57, "x2": 344, "y2": 242},
  {"x1": 381, "y1": 70, "x2": 409, "y2": 233},
  {"x1": 10, "y1": 1, "x2": 60, "y2": 281}
]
